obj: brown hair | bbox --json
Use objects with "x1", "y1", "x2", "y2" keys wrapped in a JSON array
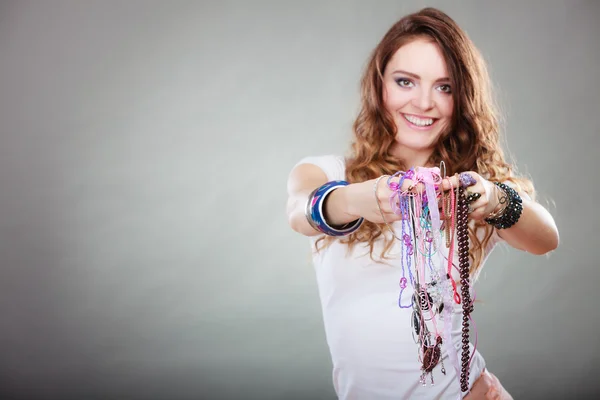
[{"x1": 317, "y1": 7, "x2": 534, "y2": 274}]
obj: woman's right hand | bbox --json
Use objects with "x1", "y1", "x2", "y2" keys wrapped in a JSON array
[
  {"x1": 334, "y1": 174, "x2": 415, "y2": 225},
  {"x1": 287, "y1": 163, "x2": 419, "y2": 236}
]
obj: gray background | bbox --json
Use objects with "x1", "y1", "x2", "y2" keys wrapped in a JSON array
[{"x1": 0, "y1": 0, "x2": 598, "y2": 399}]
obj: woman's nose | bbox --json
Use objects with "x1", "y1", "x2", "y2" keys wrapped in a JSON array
[{"x1": 413, "y1": 89, "x2": 434, "y2": 111}]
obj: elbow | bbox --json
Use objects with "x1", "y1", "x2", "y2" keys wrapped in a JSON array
[
  {"x1": 288, "y1": 211, "x2": 320, "y2": 237},
  {"x1": 530, "y1": 229, "x2": 560, "y2": 255},
  {"x1": 286, "y1": 197, "x2": 306, "y2": 235},
  {"x1": 288, "y1": 215, "x2": 304, "y2": 235},
  {"x1": 288, "y1": 212, "x2": 303, "y2": 234},
  {"x1": 550, "y1": 231, "x2": 560, "y2": 252}
]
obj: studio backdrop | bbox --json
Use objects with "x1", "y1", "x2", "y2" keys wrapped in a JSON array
[{"x1": 0, "y1": 1, "x2": 598, "y2": 399}]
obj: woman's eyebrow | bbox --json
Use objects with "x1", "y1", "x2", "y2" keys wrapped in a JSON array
[{"x1": 391, "y1": 69, "x2": 450, "y2": 83}]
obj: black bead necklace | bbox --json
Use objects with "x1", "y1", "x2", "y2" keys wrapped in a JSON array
[{"x1": 457, "y1": 186, "x2": 473, "y2": 393}]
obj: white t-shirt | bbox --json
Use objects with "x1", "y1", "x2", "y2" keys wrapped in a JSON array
[{"x1": 295, "y1": 155, "x2": 504, "y2": 400}]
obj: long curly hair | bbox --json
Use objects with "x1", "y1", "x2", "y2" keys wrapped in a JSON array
[{"x1": 317, "y1": 7, "x2": 534, "y2": 275}]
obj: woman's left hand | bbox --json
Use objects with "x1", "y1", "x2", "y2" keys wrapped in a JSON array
[{"x1": 440, "y1": 171, "x2": 499, "y2": 221}]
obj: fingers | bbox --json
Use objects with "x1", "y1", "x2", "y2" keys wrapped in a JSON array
[
  {"x1": 385, "y1": 169, "x2": 481, "y2": 193},
  {"x1": 485, "y1": 388, "x2": 501, "y2": 400},
  {"x1": 377, "y1": 170, "x2": 491, "y2": 223},
  {"x1": 465, "y1": 370, "x2": 512, "y2": 400},
  {"x1": 441, "y1": 175, "x2": 460, "y2": 191},
  {"x1": 464, "y1": 181, "x2": 492, "y2": 220},
  {"x1": 466, "y1": 369, "x2": 497, "y2": 400},
  {"x1": 485, "y1": 372, "x2": 513, "y2": 400},
  {"x1": 440, "y1": 172, "x2": 479, "y2": 191},
  {"x1": 464, "y1": 372, "x2": 489, "y2": 399},
  {"x1": 388, "y1": 175, "x2": 429, "y2": 194},
  {"x1": 438, "y1": 172, "x2": 494, "y2": 221},
  {"x1": 373, "y1": 176, "x2": 403, "y2": 223}
]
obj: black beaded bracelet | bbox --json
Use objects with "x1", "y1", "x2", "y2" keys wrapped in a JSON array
[{"x1": 484, "y1": 182, "x2": 523, "y2": 229}]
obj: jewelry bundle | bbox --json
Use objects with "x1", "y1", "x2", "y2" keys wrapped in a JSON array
[{"x1": 384, "y1": 166, "x2": 474, "y2": 393}]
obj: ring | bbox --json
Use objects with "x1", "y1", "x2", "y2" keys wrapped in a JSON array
[
  {"x1": 459, "y1": 172, "x2": 476, "y2": 188},
  {"x1": 466, "y1": 191, "x2": 482, "y2": 203},
  {"x1": 467, "y1": 204, "x2": 474, "y2": 213}
]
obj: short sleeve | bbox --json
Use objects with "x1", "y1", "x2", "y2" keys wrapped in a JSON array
[{"x1": 293, "y1": 155, "x2": 346, "y2": 181}]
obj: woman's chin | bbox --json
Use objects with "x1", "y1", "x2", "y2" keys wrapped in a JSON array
[{"x1": 392, "y1": 139, "x2": 437, "y2": 154}]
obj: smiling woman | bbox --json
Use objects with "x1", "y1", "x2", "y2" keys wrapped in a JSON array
[
  {"x1": 383, "y1": 38, "x2": 454, "y2": 162},
  {"x1": 286, "y1": 6, "x2": 558, "y2": 400}
]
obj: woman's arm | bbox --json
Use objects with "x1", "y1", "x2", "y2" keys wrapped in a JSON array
[
  {"x1": 442, "y1": 174, "x2": 559, "y2": 255},
  {"x1": 286, "y1": 163, "x2": 405, "y2": 237},
  {"x1": 494, "y1": 190, "x2": 559, "y2": 255},
  {"x1": 286, "y1": 163, "x2": 358, "y2": 236}
]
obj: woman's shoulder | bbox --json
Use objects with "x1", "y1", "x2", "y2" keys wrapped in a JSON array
[{"x1": 293, "y1": 154, "x2": 346, "y2": 181}]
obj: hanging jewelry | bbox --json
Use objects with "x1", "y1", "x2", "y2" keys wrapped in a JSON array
[{"x1": 457, "y1": 186, "x2": 473, "y2": 393}]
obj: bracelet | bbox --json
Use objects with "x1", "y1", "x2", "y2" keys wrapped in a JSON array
[
  {"x1": 484, "y1": 182, "x2": 523, "y2": 229},
  {"x1": 485, "y1": 185, "x2": 508, "y2": 219},
  {"x1": 305, "y1": 180, "x2": 364, "y2": 236}
]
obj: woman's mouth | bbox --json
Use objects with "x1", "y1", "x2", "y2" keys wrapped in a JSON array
[{"x1": 402, "y1": 113, "x2": 438, "y2": 130}]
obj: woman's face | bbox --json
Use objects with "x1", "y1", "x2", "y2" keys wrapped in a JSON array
[{"x1": 383, "y1": 38, "x2": 454, "y2": 162}]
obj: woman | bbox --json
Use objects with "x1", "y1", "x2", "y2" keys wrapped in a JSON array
[{"x1": 286, "y1": 7, "x2": 558, "y2": 400}]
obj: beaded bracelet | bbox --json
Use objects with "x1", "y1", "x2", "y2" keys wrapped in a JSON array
[
  {"x1": 305, "y1": 180, "x2": 364, "y2": 236},
  {"x1": 484, "y1": 182, "x2": 523, "y2": 229}
]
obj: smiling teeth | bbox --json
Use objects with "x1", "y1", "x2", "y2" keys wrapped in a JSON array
[{"x1": 404, "y1": 114, "x2": 434, "y2": 126}]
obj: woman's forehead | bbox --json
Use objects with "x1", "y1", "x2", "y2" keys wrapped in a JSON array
[{"x1": 388, "y1": 39, "x2": 449, "y2": 80}]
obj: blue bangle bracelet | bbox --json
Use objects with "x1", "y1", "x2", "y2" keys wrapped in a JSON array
[{"x1": 305, "y1": 180, "x2": 364, "y2": 236}]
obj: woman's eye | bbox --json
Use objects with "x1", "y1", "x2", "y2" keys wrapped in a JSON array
[
  {"x1": 395, "y1": 78, "x2": 413, "y2": 88},
  {"x1": 437, "y1": 84, "x2": 452, "y2": 93}
]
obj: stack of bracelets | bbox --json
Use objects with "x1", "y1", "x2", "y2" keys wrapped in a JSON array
[
  {"x1": 304, "y1": 180, "x2": 365, "y2": 235},
  {"x1": 305, "y1": 166, "x2": 523, "y2": 394},
  {"x1": 484, "y1": 182, "x2": 523, "y2": 229}
]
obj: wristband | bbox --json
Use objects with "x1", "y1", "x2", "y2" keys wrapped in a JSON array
[
  {"x1": 305, "y1": 181, "x2": 364, "y2": 236},
  {"x1": 484, "y1": 182, "x2": 523, "y2": 229}
]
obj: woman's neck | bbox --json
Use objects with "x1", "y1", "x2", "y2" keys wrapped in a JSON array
[{"x1": 390, "y1": 145, "x2": 435, "y2": 170}]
